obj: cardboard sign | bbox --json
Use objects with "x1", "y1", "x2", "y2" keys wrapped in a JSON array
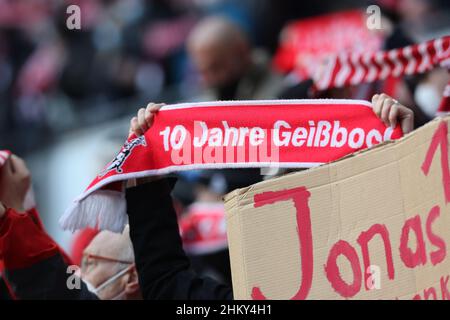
[
  {"x1": 224, "y1": 116, "x2": 450, "y2": 300},
  {"x1": 273, "y1": 10, "x2": 383, "y2": 80}
]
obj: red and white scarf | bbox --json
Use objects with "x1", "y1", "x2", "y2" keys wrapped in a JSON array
[
  {"x1": 313, "y1": 36, "x2": 450, "y2": 112},
  {"x1": 60, "y1": 99, "x2": 403, "y2": 232}
]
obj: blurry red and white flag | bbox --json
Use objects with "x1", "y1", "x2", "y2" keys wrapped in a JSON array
[
  {"x1": 273, "y1": 10, "x2": 383, "y2": 81},
  {"x1": 313, "y1": 36, "x2": 449, "y2": 90},
  {"x1": 313, "y1": 36, "x2": 450, "y2": 90},
  {"x1": 313, "y1": 36, "x2": 450, "y2": 114},
  {"x1": 60, "y1": 100, "x2": 403, "y2": 232}
]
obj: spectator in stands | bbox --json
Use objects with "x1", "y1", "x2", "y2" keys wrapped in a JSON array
[{"x1": 187, "y1": 16, "x2": 283, "y2": 101}]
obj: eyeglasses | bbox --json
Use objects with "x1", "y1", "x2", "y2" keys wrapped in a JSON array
[{"x1": 81, "y1": 253, "x2": 133, "y2": 275}]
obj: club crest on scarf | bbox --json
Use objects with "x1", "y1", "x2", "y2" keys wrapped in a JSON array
[{"x1": 99, "y1": 135, "x2": 147, "y2": 177}]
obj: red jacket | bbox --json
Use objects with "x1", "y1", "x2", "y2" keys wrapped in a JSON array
[{"x1": 0, "y1": 207, "x2": 95, "y2": 299}]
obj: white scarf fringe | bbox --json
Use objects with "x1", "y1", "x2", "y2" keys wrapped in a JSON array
[{"x1": 59, "y1": 189, "x2": 128, "y2": 233}]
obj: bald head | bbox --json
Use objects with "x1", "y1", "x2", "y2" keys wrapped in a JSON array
[
  {"x1": 85, "y1": 226, "x2": 134, "y2": 264},
  {"x1": 187, "y1": 16, "x2": 251, "y2": 89},
  {"x1": 81, "y1": 226, "x2": 138, "y2": 300},
  {"x1": 188, "y1": 16, "x2": 248, "y2": 50}
]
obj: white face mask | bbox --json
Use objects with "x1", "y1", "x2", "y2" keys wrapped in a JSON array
[
  {"x1": 83, "y1": 279, "x2": 97, "y2": 294},
  {"x1": 83, "y1": 265, "x2": 133, "y2": 300},
  {"x1": 415, "y1": 83, "x2": 442, "y2": 118},
  {"x1": 110, "y1": 289, "x2": 127, "y2": 300}
]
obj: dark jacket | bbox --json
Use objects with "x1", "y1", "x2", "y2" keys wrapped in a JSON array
[{"x1": 125, "y1": 178, "x2": 233, "y2": 300}]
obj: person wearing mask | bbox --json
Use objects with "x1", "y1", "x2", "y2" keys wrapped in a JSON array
[
  {"x1": 80, "y1": 226, "x2": 141, "y2": 300},
  {"x1": 0, "y1": 154, "x2": 140, "y2": 300},
  {"x1": 187, "y1": 16, "x2": 284, "y2": 102}
]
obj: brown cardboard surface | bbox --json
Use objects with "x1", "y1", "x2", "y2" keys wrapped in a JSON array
[{"x1": 224, "y1": 116, "x2": 450, "y2": 300}]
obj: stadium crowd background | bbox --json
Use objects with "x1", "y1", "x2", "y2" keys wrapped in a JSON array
[{"x1": 0, "y1": 0, "x2": 449, "y2": 274}]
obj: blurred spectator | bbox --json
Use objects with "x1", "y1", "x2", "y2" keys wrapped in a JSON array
[
  {"x1": 187, "y1": 16, "x2": 283, "y2": 100},
  {"x1": 0, "y1": 0, "x2": 200, "y2": 155},
  {"x1": 0, "y1": 152, "x2": 140, "y2": 299},
  {"x1": 82, "y1": 227, "x2": 141, "y2": 300},
  {"x1": 414, "y1": 69, "x2": 450, "y2": 118},
  {"x1": 180, "y1": 200, "x2": 231, "y2": 286}
]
